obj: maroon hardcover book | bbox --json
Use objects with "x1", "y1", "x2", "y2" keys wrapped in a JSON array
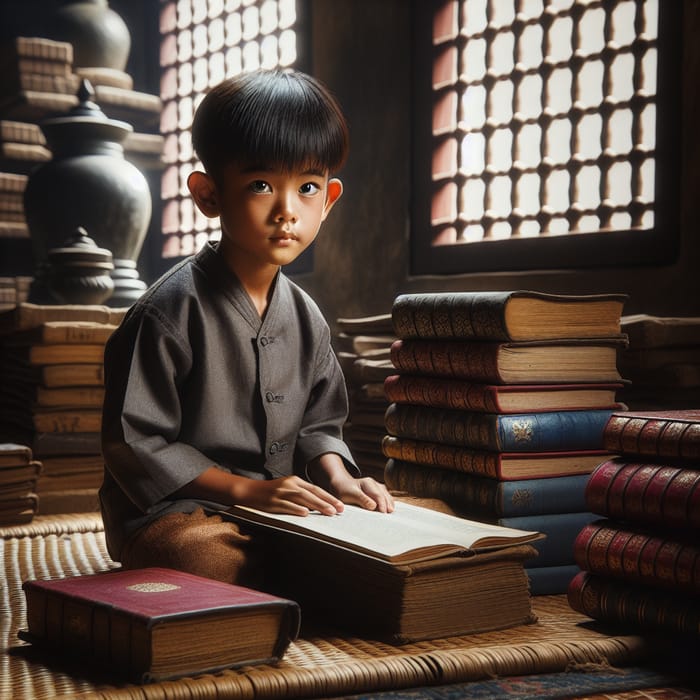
[
  {"x1": 383, "y1": 374, "x2": 624, "y2": 414},
  {"x1": 603, "y1": 410, "x2": 700, "y2": 462},
  {"x1": 585, "y1": 459, "x2": 700, "y2": 529},
  {"x1": 574, "y1": 521, "x2": 700, "y2": 594},
  {"x1": 20, "y1": 567, "x2": 300, "y2": 682}
]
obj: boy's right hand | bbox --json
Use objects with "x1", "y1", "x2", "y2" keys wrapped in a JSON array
[
  {"x1": 175, "y1": 468, "x2": 344, "y2": 516},
  {"x1": 235, "y1": 475, "x2": 344, "y2": 516}
]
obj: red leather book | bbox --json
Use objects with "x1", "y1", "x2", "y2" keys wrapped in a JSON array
[
  {"x1": 20, "y1": 567, "x2": 300, "y2": 682},
  {"x1": 603, "y1": 410, "x2": 700, "y2": 462},
  {"x1": 574, "y1": 520, "x2": 700, "y2": 594},
  {"x1": 383, "y1": 374, "x2": 624, "y2": 413},
  {"x1": 567, "y1": 571, "x2": 700, "y2": 637},
  {"x1": 585, "y1": 459, "x2": 700, "y2": 529}
]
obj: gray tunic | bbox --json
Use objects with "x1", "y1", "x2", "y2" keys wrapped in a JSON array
[{"x1": 100, "y1": 242, "x2": 356, "y2": 559}]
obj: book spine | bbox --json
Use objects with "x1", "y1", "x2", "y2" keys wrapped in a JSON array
[
  {"x1": 34, "y1": 386, "x2": 106, "y2": 408},
  {"x1": 498, "y1": 512, "x2": 596, "y2": 567},
  {"x1": 384, "y1": 457, "x2": 590, "y2": 516},
  {"x1": 33, "y1": 411, "x2": 103, "y2": 433},
  {"x1": 586, "y1": 459, "x2": 700, "y2": 529},
  {"x1": 384, "y1": 374, "x2": 500, "y2": 411},
  {"x1": 39, "y1": 324, "x2": 117, "y2": 344},
  {"x1": 14, "y1": 36, "x2": 73, "y2": 62},
  {"x1": 567, "y1": 571, "x2": 700, "y2": 637},
  {"x1": 385, "y1": 459, "x2": 498, "y2": 515},
  {"x1": 384, "y1": 404, "x2": 612, "y2": 451},
  {"x1": 29, "y1": 343, "x2": 106, "y2": 365},
  {"x1": 574, "y1": 521, "x2": 700, "y2": 594},
  {"x1": 381, "y1": 435, "x2": 500, "y2": 477},
  {"x1": 392, "y1": 292, "x2": 511, "y2": 340},
  {"x1": 41, "y1": 363, "x2": 105, "y2": 387},
  {"x1": 390, "y1": 339, "x2": 502, "y2": 382},
  {"x1": 603, "y1": 414, "x2": 700, "y2": 461}
]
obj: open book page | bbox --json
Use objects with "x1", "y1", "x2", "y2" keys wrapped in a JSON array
[{"x1": 217, "y1": 500, "x2": 544, "y2": 565}]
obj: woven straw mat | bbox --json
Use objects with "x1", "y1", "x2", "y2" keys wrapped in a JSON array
[{"x1": 1, "y1": 513, "x2": 659, "y2": 700}]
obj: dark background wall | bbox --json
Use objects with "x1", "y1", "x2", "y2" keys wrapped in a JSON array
[{"x1": 3, "y1": 0, "x2": 698, "y2": 327}]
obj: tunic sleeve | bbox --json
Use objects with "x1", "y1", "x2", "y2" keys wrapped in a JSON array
[
  {"x1": 101, "y1": 307, "x2": 219, "y2": 512},
  {"x1": 294, "y1": 327, "x2": 359, "y2": 476}
]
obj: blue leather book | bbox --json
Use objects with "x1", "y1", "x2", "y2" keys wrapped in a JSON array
[
  {"x1": 384, "y1": 459, "x2": 593, "y2": 516},
  {"x1": 526, "y1": 564, "x2": 581, "y2": 595},
  {"x1": 497, "y1": 511, "x2": 598, "y2": 568},
  {"x1": 384, "y1": 404, "x2": 616, "y2": 452}
]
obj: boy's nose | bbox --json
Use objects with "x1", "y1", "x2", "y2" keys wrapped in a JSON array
[{"x1": 274, "y1": 194, "x2": 298, "y2": 223}]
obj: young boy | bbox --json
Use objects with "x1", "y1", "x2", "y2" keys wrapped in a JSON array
[{"x1": 100, "y1": 69, "x2": 394, "y2": 585}]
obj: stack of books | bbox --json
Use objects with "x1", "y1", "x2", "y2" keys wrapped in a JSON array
[
  {"x1": 0, "y1": 36, "x2": 162, "y2": 133},
  {"x1": 0, "y1": 35, "x2": 163, "y2": 293},
  {"x1": 568, "y1": 409, "x2": 700, "y2": 638},
  {"x1": 0, "y1": 442, "x2": 41, "y2": 525},
  {"x1": 0, "y1": 170, "x2": 30, "y2": 241},
  {"x1": 0, "y1": 274, "x2": 31, "y2": 311},
  {"x1": 0, "y1": 303, "x2": 126, "y2": 513},
  {"x1": 335, "y1": 313, "x2": 396, "y2": 480},
  {"x1": 216, "y1": 499, "x2": 542, "y2": 642},
  {"x1": 381, "y1": 290, "x2": 629, "y2": 594},
  {"x1": 618, "y1": 314, "x2": 700, "y2": 410}
]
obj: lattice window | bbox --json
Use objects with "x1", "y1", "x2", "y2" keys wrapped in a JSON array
[
  {"x1": 412, "y1": 0, "x2": 680, "y2": 274},
  {"x1": 159, "y1": 0, "x2": 301, "y2": 260}
]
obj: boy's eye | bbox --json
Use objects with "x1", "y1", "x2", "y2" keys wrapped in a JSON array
[
  {"x1": 299, "y1": 182, "x2": 321, "y2": 196},
  {"x1": 250, "y1": 180, "x2": 271, "y2": 193}
]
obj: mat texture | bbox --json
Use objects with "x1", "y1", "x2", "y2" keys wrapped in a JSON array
[{"x1": 0, "y1": 514, "x2": 671, "y2": 700}]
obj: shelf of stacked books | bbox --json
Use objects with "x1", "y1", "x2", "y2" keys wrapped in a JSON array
[
  {"x1": 382, "y1": 290, "x2": 630, "y2": 594},
  {"x1": 617, "y1": 314, "x2": 700, "y2": 410},
  {"x1": 0, "y1": 303, "x2": 126, "y2": 516},
  {"x1": 568, "y1": 409, "x2": 700, "y2": 639},
  {"x1": 335, "y1": 313, "x2": 396, "y2": 481},
  {"x1": 0, "y1": 442, "x2": 41, "y2": 524}
]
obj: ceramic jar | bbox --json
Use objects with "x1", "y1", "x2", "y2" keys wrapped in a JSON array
[
  {"x1": 24, "y1": 80, "x2": 151, "y2": 306},
  {"x1": 44, "y1": 0, "x2": 131, "y2": 70}
]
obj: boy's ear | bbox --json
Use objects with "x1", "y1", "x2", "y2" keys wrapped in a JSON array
[
  {"x1": 187, "y1": 171, "x2": 220, "y2": 217},
  {"x1": 321, "y1": 178, "x2": 343, "y2": 221}
]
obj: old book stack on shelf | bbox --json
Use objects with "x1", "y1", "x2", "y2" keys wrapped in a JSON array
[
  {"x1": 0, "y1": 303, "x2": 126, "y2": 515},
  {"x1": 0, "y1": 34, "x2": 163, "y2": 292},
  {"x1": 568, "y1": 410, "x2": 700, "y2": 639},
  {"x1": 335, "y1": 313, "x2": 396, "y2": 480},
  {"x1": 617, "y1": 314, "x2": 700, "y2": 410},
  {"x1": 382, "y1": 291, "x2": 629, "y2": 594},
  {"x1": 0, "y1": 442, "x2": 41, "y2": 525}
]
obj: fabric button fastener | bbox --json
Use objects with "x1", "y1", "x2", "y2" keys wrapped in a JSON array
[{"x1": 269, "y1": 441, "x2": 288, "y2": 455}]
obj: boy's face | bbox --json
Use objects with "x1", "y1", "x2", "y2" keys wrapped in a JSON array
[{"x1": 188, "y1": 164, "x2": 342, "y2": 272}]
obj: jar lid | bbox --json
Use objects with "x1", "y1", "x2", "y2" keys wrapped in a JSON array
[
  {"x1": 39, "y1": 79, "x2": 132, "y2": 148},
  {"x1": 47, "y1": 227, "x2": 114, "y2": 268}
]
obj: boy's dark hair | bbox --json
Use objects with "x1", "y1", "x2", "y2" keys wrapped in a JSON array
[{"x1": 191, "y1": 69, "x2": 349, "y2": 182}]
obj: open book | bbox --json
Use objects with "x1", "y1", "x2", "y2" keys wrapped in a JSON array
[{"x1": 217, "y1": 500, "x2": 544, "y2": 565}]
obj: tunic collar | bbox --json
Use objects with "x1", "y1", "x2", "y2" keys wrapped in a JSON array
[{"x1": 193, "y1": 242, "x2": 284, "y2": 333}]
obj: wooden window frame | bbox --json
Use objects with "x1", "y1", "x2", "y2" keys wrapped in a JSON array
[{"x1": 410, "y1": 0, "x2": 683, "y2": 276}]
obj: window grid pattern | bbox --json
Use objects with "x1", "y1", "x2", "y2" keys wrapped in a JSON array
[
  {"x1": 159, "y1": 0, "x2": 299, "y2": 258},
  {"x1": 430, "y1": 0, "x2": 659, "y2": 246}
]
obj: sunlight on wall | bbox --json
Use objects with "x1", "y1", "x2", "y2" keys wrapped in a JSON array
[{"x1": 159, "y1": 0, "x2": 298, "y2": 258}]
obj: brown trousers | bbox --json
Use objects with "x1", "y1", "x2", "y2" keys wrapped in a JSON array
[{"x1": 119, "y1": 508, "x2": 268, "y2": 588}]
